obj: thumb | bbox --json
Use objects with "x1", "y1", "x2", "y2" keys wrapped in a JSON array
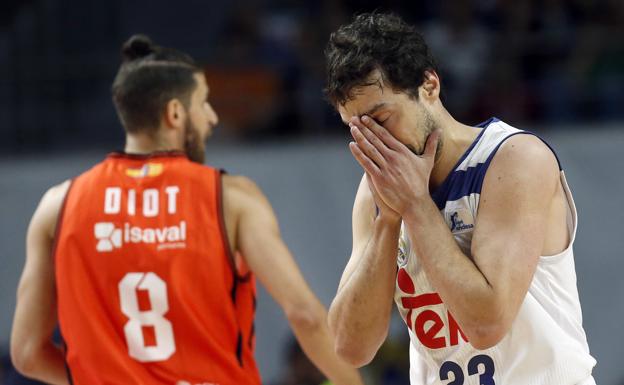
[{"x1": 423, "y1": 129, "x2": 441, "y2": 159}]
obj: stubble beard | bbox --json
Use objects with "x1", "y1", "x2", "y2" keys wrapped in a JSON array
[
  {"x1": 408, "y1": 109, "x2": 442, "y2": 157},
  {"x1": 184, "y1": 119, "x2": 206, "y2": 164}
]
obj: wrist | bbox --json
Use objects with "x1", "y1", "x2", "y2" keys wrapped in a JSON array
[
  {"x1": 375, "y1": 212, "x2": 402, "y2": 227},
  {"x1": 403, "y1": 195, "x2": 435, "y2": 224}
]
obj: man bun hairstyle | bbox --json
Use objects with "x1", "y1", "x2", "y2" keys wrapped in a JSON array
[
  {"x1": 324, "y1": 12, "x2": 439, "y2": 106},
  {"x1": 112, "y1": 34, "x2": 201, "y2": 134},
  {"x1": 121, "y1": 34, "x2": 156, "y2": 62}
]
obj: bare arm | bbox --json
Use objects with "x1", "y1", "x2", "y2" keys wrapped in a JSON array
[
  {"x1": 11, "y1": 181, "x2": 70, "y2": 385},
  {"x1": 350, "y1": 115, "x2": 561, "y2": 349},
  {"x1": 327, "y1": 175, "x2": 399, "y2": 367},
  {"x1": 401, "y1": 135, "x2": 559, "y2": 348},
  {"x1": 222, "y1": 175, "x2": 364, "y2": 385}
]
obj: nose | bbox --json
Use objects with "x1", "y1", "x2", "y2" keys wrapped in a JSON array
[{"x1": 207, "y1": 103, "x2": 219, "y2": 127}]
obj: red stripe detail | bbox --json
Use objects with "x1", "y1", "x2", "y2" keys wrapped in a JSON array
[
  {"x1": 397, "y1": 268, "x2": 415, "y2": 294},
  {"x1": 401, "y1": 293, "x2": 443, "y2": 309},
  {"x1": 406, "y1": 309, "x2": 413, "y2": 330}
]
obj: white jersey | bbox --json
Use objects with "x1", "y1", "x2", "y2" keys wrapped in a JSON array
[{"x1": 394, "y1": 118, "x2": 596, "y2": 385}]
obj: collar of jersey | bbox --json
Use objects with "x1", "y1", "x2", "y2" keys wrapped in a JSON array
[{"x1": 108, "y1": 150, "x2": 188, "y2": 160}]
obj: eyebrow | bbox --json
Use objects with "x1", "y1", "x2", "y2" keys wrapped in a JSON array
[
  {"x1": 341, "y1": 102, "x2": 388, "y2": 125},
  {"x1": 363, "y1": 102, "x2": 388, "y2": 117}
]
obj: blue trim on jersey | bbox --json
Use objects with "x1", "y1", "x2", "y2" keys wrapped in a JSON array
[
  {"x1": 476, "y1": 116, "x2": 500, "y2": 128},
  {"x1": 431, "y1": 118, "x2": 497, "y2": 210},
  {"x1": 432, "y1": 163, "x2": 489, "y2": 209},
  {"x1": 431, "y1": 128, "x2": 563, "y2": 210}
]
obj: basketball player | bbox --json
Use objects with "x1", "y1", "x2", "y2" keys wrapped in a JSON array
[
  {"x1": 325, "y1": 13, "x2": 596, "y2": 385},
  {"x1": 10, "y1": 35, "x2": 363, "y2": 385}
]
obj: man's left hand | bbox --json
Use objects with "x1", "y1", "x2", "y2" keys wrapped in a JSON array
[{"x1": 348, "y1": 115, "x2": 440, "y2": 216}]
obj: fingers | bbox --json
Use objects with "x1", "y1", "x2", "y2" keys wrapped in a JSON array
[
  {"x1": 352, "y1": 120, "x2": 391, "y2": 158},
  {"x1": 423, "y1": 129, "x2": 441, "y2": 159},
  {"x1": 359, "y1": 115, "x2": 405, "y2": 152},
  {"x1": 349, "y1": 141, "x2": 380, "y2": 176},
  {"x1": 349, "y1": 124, "x2": 387, "y2": 168}
]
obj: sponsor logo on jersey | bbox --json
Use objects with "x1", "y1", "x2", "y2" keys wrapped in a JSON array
[
  {"x1": 94, "y1": 222, "x2": 122, "y2": 252},
  {"x1": 449, "y1": 210, "x2": 474, "y2": 233},
  {"x1": 397, "y1": 267, "x2": 468, "y2": 349},
  {"x1": 94, "y1": 221, "x2": 187, "y2": 252},
  {"x1": 125, "y1": 163, "x2": 163, "y2": 178},
  {"x1": 177, "y1": 381, "x2": 220, "y2": 385}
]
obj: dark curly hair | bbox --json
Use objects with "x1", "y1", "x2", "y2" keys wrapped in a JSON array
[
  {"x1": 324, "y1": 13, "x2": 438, "y2": 106},
  {"x1": 112, "y1": 34, "x2": 201, "y2": 134}
]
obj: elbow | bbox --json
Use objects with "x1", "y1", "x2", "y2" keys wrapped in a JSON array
[
  {"x1": 334, "y1": 337, "x2": 376, "y2": 367},
  {"x1": 331, "y1": 313, "x2": 386, "y2": 367},
  {"x1": 287, "y1": 301, "x2": 376, "y2": 367},
  {"x1": 461, "y1": 297, "x2": 512, "y2": 350},
  {"x1": 10, "y1": 338, "x2": 39, "y2": 376},
  {"x1": 469, "y1": 334, "x2": 505, "y2": 351},
  {"x1": 285, "y1": 305, "x2": 323, "y2": 333},
  {"x1": 327, "y1": 303, "x2": 342, "y2": 337},
  {"x1": 327, "y1": 302, "x2": 387, "y2": 367},
  {"x1": 465, "y1": 322, "x2": 508, "y2": 350}
]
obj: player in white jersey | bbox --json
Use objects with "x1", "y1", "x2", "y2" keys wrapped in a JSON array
[{"x1": 323, "y1": 13, "x2": 596, "y2": 385}]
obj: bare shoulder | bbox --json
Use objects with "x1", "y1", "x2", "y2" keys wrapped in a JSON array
[
  {"x1": 43, "y1": 180, "x2": 71, "y2": 209},
  {"x1": 490, "y1": 134, "x2": 560, "y2": 180},
  {"x1": 221, "y1": 174, "x2": 280, "y2": 252},
  {"x1": 221, "y1": 174, "x2": 268, "y2": 207},
  {"x1": 32, "y1": 180, "x2": 71, "y2": 238},
  {"x1": 481, "y1": 133, "x2": 560, "y2": 209},
  {"x1": 47, "y1": 180, "x2": 71, "y2": 199},
  {"x1": 220, "y1": 174, "x2": 276, "y2": 231},
  {"x1": 222, "y1": 174, "x2": 263, "y2": 196}
]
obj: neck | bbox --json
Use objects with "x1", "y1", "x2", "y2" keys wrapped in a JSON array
[
  {"x1": 429, "y1": 110, "x2": 482, "y2": 191},
  {"x1": 124, "y1": 131, "x2": 182, "y2": 154}
]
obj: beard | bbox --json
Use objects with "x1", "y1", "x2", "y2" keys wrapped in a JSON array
[
  {"x1": 184, "y1": 118, "x2": 206, "y2": 164},
  {"x1": 407, "y1": 107, "x2": 442, "y2": 158}
]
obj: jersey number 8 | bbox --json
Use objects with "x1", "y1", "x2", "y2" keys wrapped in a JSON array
[{"x1": 118, "y1": 272, "x2": 176, "y2": 362}]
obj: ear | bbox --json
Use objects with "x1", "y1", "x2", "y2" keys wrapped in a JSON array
[
  {"x1": 163, "y1": 99, "x2": 186, "y2": 129},
  {"x1": 420, "y1": 70, "x2": 441, "y2": 102}
]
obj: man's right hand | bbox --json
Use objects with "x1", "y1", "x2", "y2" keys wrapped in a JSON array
[{"x1": 365, "y1": 172, "x2": 401, "y2": 225}]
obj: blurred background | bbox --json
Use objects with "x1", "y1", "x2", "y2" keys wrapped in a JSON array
[{"x1": 0, "y1": 0, "x2": 623, "y2": 384}]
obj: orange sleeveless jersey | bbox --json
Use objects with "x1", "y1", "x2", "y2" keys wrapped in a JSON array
[{"x1": 54, "y1": 152, "x2": 260, "y2": 385}]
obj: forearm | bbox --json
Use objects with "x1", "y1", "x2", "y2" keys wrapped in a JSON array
[
  {"x1": 289, "y1": 307, "x2": 364, "y2": 385},
  {"x1": 403, "y1": 197, "x2": 498, "y2": 338},
  {"x1": 328, "y1": 216, "x2": 400, "y2": 363}
]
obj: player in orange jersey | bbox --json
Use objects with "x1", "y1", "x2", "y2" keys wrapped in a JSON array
[{"x1": 10, "y1": 35, "x2": 364, "y2": 385}]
